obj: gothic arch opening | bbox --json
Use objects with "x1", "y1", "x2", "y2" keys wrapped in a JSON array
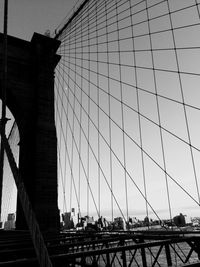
[{"x1": 0, "y1": 102, "x2": 19, "y2": 228}]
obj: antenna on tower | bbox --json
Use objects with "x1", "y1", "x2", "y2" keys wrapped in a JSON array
[{"x1": 44, "y1": 29, "x2": 51, "y2": 37}]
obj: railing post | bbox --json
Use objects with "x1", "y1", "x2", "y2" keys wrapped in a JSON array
[
  {"x1": 119, "y1": 238, "x2": 127, "y2": 267},
  {"x1": 139, "y1": 237, "x2": 147, "y2": 267},
  {"x1": 165, "y1": 244, "x2": 172, "y2": 266},
  {"x1": 121, "y1": 249, "x2": 127, "y2": 267},
  {"x1": 92, "y1": 242, "x2": 98, "y2": 266},
  {"x1": 141, "y1": 247, "x2": 147, "y2": 267},
  {"x1": 105, "y1": 241, "x2": 111, "y2": 267}
]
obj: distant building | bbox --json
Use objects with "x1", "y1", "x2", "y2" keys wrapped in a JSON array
[
  {"x1": 191, "y1": 217, "x2": 200, "y2": 226},
  {"x1": 4, "y1": 213, "x2": 15, "y2": 230},
  {"x1": 173, "y1": 213, "x2": 186, "y2": 227},
  {"x1": 62, "y1": 212, "x2": 74, "y2": 229},
  {"x1": 113, "y1": 217, "x2": 124, "y2": 230}
]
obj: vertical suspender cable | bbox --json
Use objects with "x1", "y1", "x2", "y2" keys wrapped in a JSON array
[
  {"x1": 87, "y1": 1, "x2": 91, "y2": 217},
  {"x1": 70, "y1": 14, "x2": 78, "y2": 213},
  {"x1": 78, "y1": 13, "x2": 84, "y2": 218},
  {"x1": 128, "y1": 0, "x2": 149, "y2": 223},
  {"x1": 105, "y1": 0, "x2": 114, "y2": 222},
  {"x1": 95, "y1": 0, "x2": 101, "y2": 218},
  {"x1": 65, "y1": 25, "x2": 71, "y2": 213},
  {"x1": 60, "y1": 31, "x2": 67, "y2": 213},
  {"x1": 1, "y1": 0, "x2": 7, "y2": 132},
  {"x1": 115, "y1": 0, "x2": 129, "y2": 222},
  {"x1": 145, "y1": 0, "x2": 173, "y2": 222},
  {"x1": 0, "y1": 0, "x2": 8, "y2": 222}
]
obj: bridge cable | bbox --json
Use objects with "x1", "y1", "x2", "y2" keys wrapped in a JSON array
[
  {"x1": 55, "y1": 0, "x2": 200, "y2": 224},
  {"x1": 78, "y1": 14, "x2": 84, "y2": 218},
  {"x1": 87, "y1": 0, "x2": 91, "y2": 216},
  {"x1": 166, "y1": 0, "x2": 200, "y2": 204},
  {"x1": 56, "y1": 66, "x2": 163, "y2": 222},
  {"x1": 105, "y1": 0, "x2": 114, "y2": 222},
  {"x1": 58, "y1": 58, "x2": 200, "y2": 207},
  {"x1": 60, "y1": 40, "x2": 68, "y2": 214},
  {"x1": 0, "y1": 0, "x2": 8, "y2": 222},
  {"x1": 95, "y1": 0, "x2": 101, "y2": 218},
  {"x1": 55, "y1": 69, "x2": 126, "y2": 220},
  {"x1": 58, "y1": 2, "x2": 197, "y2": 51},
  {"x1": 145, "y1": 0, "x2": 173, "y2": 222},
  {"x1": 55, "y1": 75, "x2": 100, "y2": 218},
  {"x1": 128, "y1": 0, "x2": 149, "y2": 224},
  {"x1": 115, "y1": 0, "x2": 129, "y2": 222},
  {"x1": 55, "y1": 82, "x2": 81, "y2": 214}
]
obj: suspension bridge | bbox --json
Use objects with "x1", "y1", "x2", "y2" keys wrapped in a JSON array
[{"x1": 1, "y1": 0, "x2": 200, "y2": 266}]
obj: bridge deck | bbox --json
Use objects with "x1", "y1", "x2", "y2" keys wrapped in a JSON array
[{"x1": 0, "y1": 229, "x2": 200, "y2": 266}]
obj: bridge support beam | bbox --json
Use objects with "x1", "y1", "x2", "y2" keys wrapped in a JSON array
[{"x1": 0, "y1": 32, "x2": 61, "y2": 232}]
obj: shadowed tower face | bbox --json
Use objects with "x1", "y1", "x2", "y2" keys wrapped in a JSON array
[{"x1": 0, "y1": 32, "x2": 61, "y2": 232}]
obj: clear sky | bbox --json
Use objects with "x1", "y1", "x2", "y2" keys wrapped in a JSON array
[{"x1": 0, "y1": 0, "x2": 79, "y2": 41}]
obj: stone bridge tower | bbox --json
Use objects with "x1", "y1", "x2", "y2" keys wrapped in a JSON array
[{"x1": 0, "y1": 32, "x2": 60, "y2": 232}]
